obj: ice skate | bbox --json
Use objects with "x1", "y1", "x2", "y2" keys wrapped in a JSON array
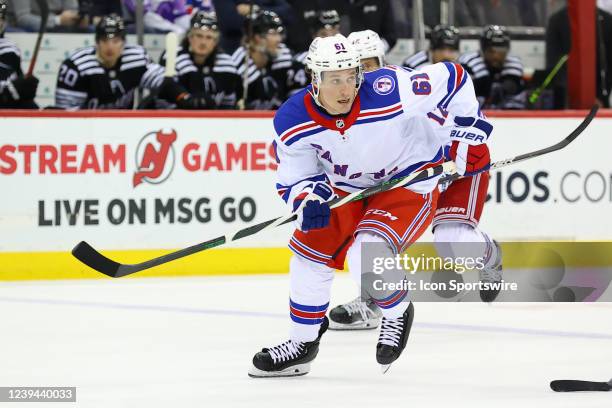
[
  {"x1": 329, "y1": 297, "x2": 382, "y2": 330},
  {"x1": 249, "y1": 317, "x2": 329, "y2": 378},
  {"x1": 377, "y1": 302, "x2": 414, "y2": 373},
  {"x1": 479, "y1": 240, "x2": 503, "y2": 302}
]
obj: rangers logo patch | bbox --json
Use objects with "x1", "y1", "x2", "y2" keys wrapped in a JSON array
[{"x1": 373, "y1": 75, "x2": 395, "y2": 95}]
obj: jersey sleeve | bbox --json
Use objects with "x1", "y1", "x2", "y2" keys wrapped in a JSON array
[
  {"x1": 400, "y1": 62, "x2": 493, "y2": 146},
  {"x1": 0, "y1": 44, "x2": 22, "y2": 103},
  {"x1": 499, "y1": 56, "x2": 526, "y2": 108},
  {"x1": 0, "y1": 42, "x2": 22, "y2": 76},
  {"x1": 55, "y1": 58, "x2": 89, "y2": 109},
  {"x1": 214, "y1": 53, "x2": 241, "y2": 109},
  {"x1": 273, "y1": 112, "x2": 327, "y2": 208},
  {"x1": 140, "y1": 58, "x2": 166, "y2": 91}
]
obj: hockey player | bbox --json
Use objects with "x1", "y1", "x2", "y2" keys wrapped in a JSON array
[
  {"x1": 249, "y1": 34, "x2": 493, "y2": 377},
  {"x1": 231, "y1": 10, "x2": 292, "y2": 109},
  {"x1": 311, "y1": 9, "x2": 341, "y2": 39},
  {"x1": 458, "y1": 25, "x2": 526, "y2": 109},
  {"x1": 159, "y1": 11, "x2": 240, "y2": 109},
  {"x1": 403, "y1": 24, "x2": 460, "y2": 70},
  {"x1": 329, "y1": 29, "x2": 502, "y2": 331},
  {"x1": 348, "y1": 29, "x2": 386, "y2": 72},
  {"x1": 0, "y1": 0, "x2": 39, "y2": 109},
  {"x1": 54, "y1": 15, "x2": 187, "y2": 109}
]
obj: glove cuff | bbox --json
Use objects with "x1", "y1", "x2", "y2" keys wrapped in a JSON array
[
  {"x1": 292, "y1": 182, "x2": 334, "y2": 211},
  {"x1": 6, "y1": 80, "x2": 20, "y2": 101}
]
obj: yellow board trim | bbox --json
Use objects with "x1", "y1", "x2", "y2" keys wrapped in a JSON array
[
  {"x1": 2, "y1": 242, "x2": 612, "y2": 281},
  {"x1": 0, "y1": 248, "x2": 293, "y2": 280}
]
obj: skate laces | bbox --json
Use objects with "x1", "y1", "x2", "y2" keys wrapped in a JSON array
[
  {"x1": 343, "y1": 297, "x2": 375, "y2": 321},
  {"x1": 480, "y1": 240, "x2": 502, "y2": 283},
  {"x1": 480, "y1": 265, "x2": 502, "y2": 283},
  {"x1": 378, "y1": 316, "x2": 404, "y2": 347},
  {"x1": 267, "y1": 340, "x2": 304, "y2": 364}
]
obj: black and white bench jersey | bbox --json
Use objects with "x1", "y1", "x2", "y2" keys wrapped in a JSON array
[
  {"x1": 231, "y1": 44, "x2": 293, "y2": 110},
  {"x1": 0, "y1": 38, "x2": 23, "y2": 107},
  {"x1": 55, "y1": 44, "x2": 165, "y2": 109},
  {"x1": 160, "y1": 46, "x2": 240, "y2": 109},
  {"x1": 285, "y1": 50, "x2": 310, "y2": 98},
  {"x1": 402, "y1": 50, "x2": 431, "y2": 70}
]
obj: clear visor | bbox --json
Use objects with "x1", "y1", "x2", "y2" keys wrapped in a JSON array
[{"x1": 319, "y1": 67, "x2": 361, "y2": 88}]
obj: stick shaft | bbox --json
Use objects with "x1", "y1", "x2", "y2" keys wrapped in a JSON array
[
  {"x1": 529, "y1": 54, "x2": 568, "y2": 104},
  {"x1": 164, "y1": 32, "x2": 178, "y2": 77},
  {"x1": 27, "y1": 0, "x2": 49, "y2": 76}
]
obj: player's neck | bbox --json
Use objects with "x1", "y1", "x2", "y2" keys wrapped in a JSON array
[
  {"x1": 251, "y1": 51, "x2": 268, "y2": 68},
  {"x1": 97, "y1": 53, "x2": 119, "y2": 69},
  {"x1": 304, "y1": 92, "x2": 361, "y2": 135},
  {"x1": 247, "y1": 44, "x2": 269, "y2": 68},
  {"x1": 193, "y1": 54, "x2": 209, "y2": 66}
]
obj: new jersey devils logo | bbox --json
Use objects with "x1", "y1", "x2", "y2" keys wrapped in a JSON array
[{"x1": 133, "y1": 129, "x2": 177, "y2": 187}]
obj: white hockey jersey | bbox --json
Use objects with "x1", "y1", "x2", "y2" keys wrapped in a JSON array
[{"x1": 272, "y1": 62, "x2": 493, "y2": 207}]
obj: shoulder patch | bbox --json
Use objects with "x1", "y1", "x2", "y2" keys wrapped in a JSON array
[{"x1": 372, "y1": 75, "x2": 396, "y2": 96}]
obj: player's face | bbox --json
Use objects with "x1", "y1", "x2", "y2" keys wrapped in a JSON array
[
  {"x1": 264, "y1": 31, "x2": 282, "y2": 56},
  {"x1": 483, "y1": 47, "x2": 508, "y2": 69},
  {"x1": 431, "y1": 47, "x2": 459, "y2": 64},
  {"x1": 97, "y1": 37, "x2": 125, "y2": 66},
  {"x1": 318, "y1": 68, "x2": 358, "y2": 115},
  {"x1": 361, "y1": 57, "x2": 381, "y2": 72},
  {"x1": 189, "y1": 29, "x2": 219, "y2": 57}
]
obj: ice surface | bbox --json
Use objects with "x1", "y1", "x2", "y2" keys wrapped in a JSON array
[{"x1": 1, "y1": 274, "x2": 611, "y2": 408}]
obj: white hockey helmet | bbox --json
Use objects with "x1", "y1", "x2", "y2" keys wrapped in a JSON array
[
  {"x1": 347, "y1": 30, "x2": 385, "y2": 68},
  {"x1": 306, "y1": 34, "x2": 363, "y2": 105}
]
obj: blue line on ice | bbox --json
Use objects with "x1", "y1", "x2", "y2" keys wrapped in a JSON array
[{"x1": 2, "y1": 296, "x2": 612, "y2": 340}]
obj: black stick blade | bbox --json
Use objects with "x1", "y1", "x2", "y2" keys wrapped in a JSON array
[
  {"x1": 72, "y1": 241, "x2": 122, "y2": 278},
  {"x1": 550, "y1": 379, "x2": 612, "y2": 392}
]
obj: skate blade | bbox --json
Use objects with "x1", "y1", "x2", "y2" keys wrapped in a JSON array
[
  {"x1": 380, "y1": 364, "x2": 392, "y2": 374},
  {"x1": 328, "y1": 319, "x2": 380, "y2": 331},
  {"x1": 248, "y1": 363, "x2": 310, "y2": 378}
]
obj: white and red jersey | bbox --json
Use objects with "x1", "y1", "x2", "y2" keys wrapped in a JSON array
[{"x1": 272, "y1": 62, "x2": 493, "y2": 207}]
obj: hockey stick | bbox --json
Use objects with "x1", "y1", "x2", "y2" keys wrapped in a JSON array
[
  {"x1": 550, "y1": 378, "x2": 612, "y2": 392},
  {"x1": 27, "y1": 0, "x2": 49, "y2": 77},
  {"x1": 164, "y1": 32, "x2": 178, "y2": 77},
  {"x1": 528, "y1": 54, "x2": 568, "y2": 104},
  {"x1": 137, "y1": 32, "x2": 179, "y2": 109},
  {"x1": 73, "y1": 161, "x2": 454, "y2": 277},
  {"x1": 72, "y1": 105, "x2": 598, "y2": 278},
  {"x1": 238, "y1": 0, "x2": 254, "y2": 110}
]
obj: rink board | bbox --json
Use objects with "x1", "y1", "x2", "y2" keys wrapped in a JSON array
[{"x1": 1, "y1": 110, "x2": 611, "y2": 279}]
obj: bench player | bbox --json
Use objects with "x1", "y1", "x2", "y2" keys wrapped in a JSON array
[
  {"x1": 458, "y1": 25, "x2": 525, "y2": 109},
  {"x1": 403, "y1": 24, "x2": 461, "y2": 70},
  {"x1": 55, "y1": 15, "x2": 186, "y2": 109},
  {"x1": 231, "y1": 10, "x2": 293, "y2": 109},
  {"x1": 249, "y1": 34, "x2": 493, "y2": 377},
  {"x1": 159, "y1": 11, "x2": 240, "y2": 109},
  {"x1": 0, "y1": 0, "x2": 39, "y2": 109}
]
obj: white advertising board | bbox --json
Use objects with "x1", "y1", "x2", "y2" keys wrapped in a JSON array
[{"x1": 0, "y1": 115, "x2": 291, "y2": 253}]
